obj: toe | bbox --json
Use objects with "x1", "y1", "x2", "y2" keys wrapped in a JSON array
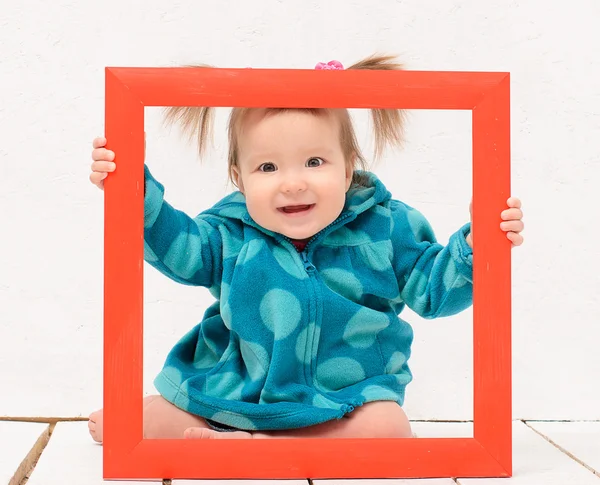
[
  {"x1": 88, "y1": 421, "x2": 101, "y2": 442},
  {"x1": 87, "y1": 410, "x2": 104, "y2": 443},
  {"x1": 184, "y1": 427, "x2": 208, "y2": 439}
]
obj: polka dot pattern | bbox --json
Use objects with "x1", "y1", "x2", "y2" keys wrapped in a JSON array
[
  {"x1": 144, "y1": 241, "x2": 159, "y2": 262},
  {"x1": 239, "y1": 339, "x2": 269, "y2": 382},
  {"x1": 316, "y1": 357, "x2": 366, "y2": 391},
  {"x1": 321, "y1": 268, "x2": 363, "y2": 301},
  {"x1": 259, "y1": 289, "x2": 302, "y2": 340},
  {"x1": 273, "y1": 246, "x2": 308, "y2": 279},
  {"x1": 312, "y1": 394, "x2": 342, "y2": 410},
  {"x1": 192, "y1": 348, "x2": 219, "y2": 370},
  {"x1": 220, "y1": 283, "x2": 232, "y2": 329},
  {"x1": 396, "y1": 374, "x2": 412, "y2": 385},
  {"x1": 161, "y1": 365, "x2": 184, "y2": 384},
  {"x1": 206, "y1": 371, "x2": 244, "y2": 400},
  {"x1": 295, "y1": 321, "x2": 319, "y2": 364},
  {"x1": 328, "y1": 228, "x2": 373, "y2": 246},
  {"x1": 209, "y1": 411, "x2": 257, "y2": 430},
  {"x1": 385, "y1": 352, "x2": 407, "y2": 374},
  {"x1": 343, "y1": 308, "x2": 390, "y2": 348},
  {"x1": 406, "y1": 207, "x2": 435, "y2": 243},
  {"x1": 359, "y1": 243, "x2": 393, "y2": 271},
  {"x1": 407, "y1": 269, "x2": 428, "y2": 298},
  {"x1": 221, "y1": 231, "x2": 243, "y2": 259},
  {"x1": 241, "y1": 239, "x2": 265, "y2": 265},
  {"x1": 443, "y1": 262, "x2": 469, "y2": 290},
  {"x1": 163, "y1": 232, "x2": 203, "y2": 279}
]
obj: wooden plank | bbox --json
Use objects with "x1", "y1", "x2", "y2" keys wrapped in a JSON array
[
  {"x1": 0, "y1": 421, "x2": 49, "y2": 485},
  {"x1": 458, "y1": 421, "x2": 599, "y2": 484},
  {"x1": 527, "y1": 421, "x2": 600, "y2": 475},
  {"x1": 174, "y1": 481, "x2": 309, "y2": 485},
  {"x1": 313, "y1": 478, "x2": 455, "y2": 485},
  {"x1": 25, "y1": 422, "x2": 159, "y2": 484}
]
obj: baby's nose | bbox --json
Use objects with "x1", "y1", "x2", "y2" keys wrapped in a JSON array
[{"x1": 282, "y1": 178, "x2": 307, "y2": 192}]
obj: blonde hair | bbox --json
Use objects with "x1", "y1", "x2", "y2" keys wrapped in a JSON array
[{"x1": 163, "y1": 54, "x2": 406, "y2": 188}]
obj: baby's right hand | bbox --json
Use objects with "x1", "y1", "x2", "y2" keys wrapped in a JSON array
[{"x1": 90, "y1": 137, "x2": 116, "y2": 190}]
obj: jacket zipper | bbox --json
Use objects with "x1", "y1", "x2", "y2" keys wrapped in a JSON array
[
  {"x1": 300, "y1": 251, "x2": 315, "y2": 272},
  {"x1": 298, "y1": 250, "x2": 344, "y2": 401},
  {"x1": 284, "y1": 213, "x2": 354, "y2": 389},
  {"x1": 299, "y1": 250, "x2": 318, "y2": 385}
]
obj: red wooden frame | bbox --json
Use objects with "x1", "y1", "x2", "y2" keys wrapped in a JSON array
[{"x1": 103, "y1": 67, "x2": 511, "y2": 480}]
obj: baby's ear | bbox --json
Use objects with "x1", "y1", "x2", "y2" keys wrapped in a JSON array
[
  {"x1": 345, "y1": 160, "x2": 354, "y2": 191},
  {"x1": 231, "y1": 166, "x2": 245, "y2": 193}
]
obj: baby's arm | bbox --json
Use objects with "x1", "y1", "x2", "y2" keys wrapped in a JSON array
[
  {"x1": 390, "y1": 200, "x2": 473, "y2": 319},
  {"x1": 90, "y1": 137, "x2": 224, "y2": 287},
  {"x1": 143, "y1": 164, "x2": 224, "y2": 287}
]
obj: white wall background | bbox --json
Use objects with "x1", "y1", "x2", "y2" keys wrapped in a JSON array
[{"x1": 1, "y1": 0, "x2": 598, "y2": 425}]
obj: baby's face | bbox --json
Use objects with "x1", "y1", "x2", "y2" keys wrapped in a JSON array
[{"x1": 234, "y1": 110, "x2": 352, "y2": 241}]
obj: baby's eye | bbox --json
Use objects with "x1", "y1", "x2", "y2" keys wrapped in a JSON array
[
  {"x1": 259, "y1": 162, "x2": 277, "y2": 172},
  {"x1": 306, "y1": 157, "x2": 324, "y2": 168}
]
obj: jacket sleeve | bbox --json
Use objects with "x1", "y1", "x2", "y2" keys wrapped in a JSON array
[
  {"x1": 389, "y1": 200, "x2": 473, "y2": 319},
  {"x1": 143, "y1": 164, "x2": 224, "y2": 287}
]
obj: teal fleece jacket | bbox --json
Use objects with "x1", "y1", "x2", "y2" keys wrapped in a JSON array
[{"x1": 144, "y1": 166, "x2": 473, "y2": 431}]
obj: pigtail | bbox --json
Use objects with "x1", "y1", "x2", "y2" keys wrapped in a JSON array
[
  {"x1": 347, "y1": 54, "x2": 407, "y2": 160},
  {"x1": 162, "y1": 64, "x2": 215, "y2": 158}
]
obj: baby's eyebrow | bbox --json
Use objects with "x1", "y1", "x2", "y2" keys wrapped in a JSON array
[
  {"x1": 240, "y1": 153, "x2": 276, "y2": 165},
  {"x1": 303, "y1": 146, "x2": 334, "y2": 153}
]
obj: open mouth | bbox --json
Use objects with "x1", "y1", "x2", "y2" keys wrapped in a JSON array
[{"x1": 278, "y1": 204, "x2": 315, "y2": 215}]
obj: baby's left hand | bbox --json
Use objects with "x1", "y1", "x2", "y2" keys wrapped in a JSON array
[{"x1": 466, "y1": 197, "x2": 524, "y2": 248}]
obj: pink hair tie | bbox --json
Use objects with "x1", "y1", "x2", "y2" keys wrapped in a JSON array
[{"x1": 315, "y1": 60, "x2": 344, "y2": 70}]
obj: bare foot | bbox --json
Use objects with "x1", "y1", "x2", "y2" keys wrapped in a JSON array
[
  {"x1": 183, "y1": 427, "x2": 253, "y2": 439},
  {"x1": 88, "y1": 395, "x2": 209, "y2": 444},
  {"x1": 88, "y1": 409, "x2": 104, "y2": 443},
  {"x1": 87, "y1": 399, "x2": 410, "y2": 443}
]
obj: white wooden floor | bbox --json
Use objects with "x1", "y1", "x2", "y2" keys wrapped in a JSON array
[{"x1": 0, "y1": 420, "x2": 598, "y2": 484}]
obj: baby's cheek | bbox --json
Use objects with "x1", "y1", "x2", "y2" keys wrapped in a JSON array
[
  {"x1": 328, "y1": 186, "x2": 347, "y2": 214},
  {"x1": 246, "y1": 194, "x2": 275, "y2": 228}
]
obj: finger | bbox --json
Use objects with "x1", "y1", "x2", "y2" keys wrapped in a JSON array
[
  {"x1": 92, "y1": 137, "x2": 107, "y2": 149},
  {"x1": 501, "y1": 220, "x2": 524, "y2": 233},
  {"x1": 507, "y1": 231, "x2": 524, "y2": 246},
  {"x1": 90, "y1": 160, "x2": 116, "y2": 173},
  {"x1": 501, "y1": 208, "x2": 523, "y2": 221},
  {"x1": 89, "y1": 171, "x2": 108, "y2": 188},
  {"x1": 91, "y1": 148, "x2": 115, "y2": 162},
  {"x1": 90, "y1": 171, "x2": 108, "y2": 183},
  {"x1": 506, "y1": 197, "x2": 521, "y2": 209}
]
